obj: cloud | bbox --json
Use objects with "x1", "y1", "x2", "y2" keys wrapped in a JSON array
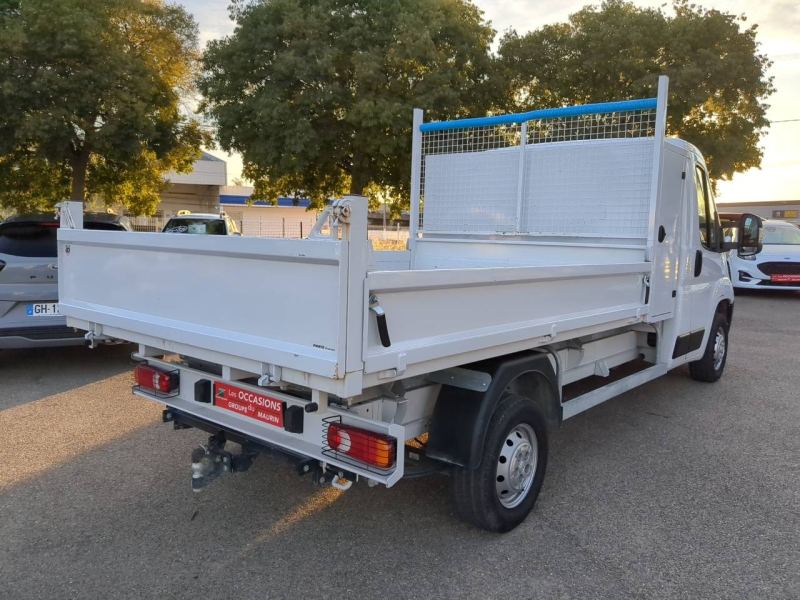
[
  {"x1": 179, "y1": 0, "x2": 235, "y2": 47},
  {"x1": 758, "y1": 0, "x2": 800, "y2": 38},
  {"x1": 474, "y1": 0, "x2": 578, "y2": 36}
]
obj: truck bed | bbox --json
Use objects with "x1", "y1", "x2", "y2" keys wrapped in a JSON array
[
  {"x1": 58, "y1": 201, "x2": 651, "y2": 398},
  {"x1": 59, "y1": 98, "x2": 671, "y2": 400}
]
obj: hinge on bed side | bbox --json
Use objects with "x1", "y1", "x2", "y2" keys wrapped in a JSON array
[
  {"x1": 83, "y1": 323, "x2": 108, "y2": 349},
  {"x1": 257, "y1": 364, "x2": 283, "y2": 387},
  {"x1": 331, "y1": 198, "x2": 352, "y2": 224},
  {"x1": 377, "y1": 352, "x2": 407, "y2": 380},
  {"x1": 538, "y1": 323, "x2": 558, "y2": 343}
]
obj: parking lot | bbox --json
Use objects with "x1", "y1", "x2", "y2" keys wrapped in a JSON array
[{"x1": 0, "y1": 291, "x2": 797, "y2": 600}]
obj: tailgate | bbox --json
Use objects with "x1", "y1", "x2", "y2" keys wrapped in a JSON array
[{"x1": 58, "y1": 229, "x2": 351, "y2": 382}]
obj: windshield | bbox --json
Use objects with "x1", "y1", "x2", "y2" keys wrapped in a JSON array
[
  {"x1": 762, "y1": 223, "x2": 800, "y2": 245},
  {"x1": 163, "y1": 218, "x2": 226, "y2": 235}
]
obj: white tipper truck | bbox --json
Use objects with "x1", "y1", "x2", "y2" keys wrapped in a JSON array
[{"x1": 57, "y1": 77, "x2": 763, "y2": 532}]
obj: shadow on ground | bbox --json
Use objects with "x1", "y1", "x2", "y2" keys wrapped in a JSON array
[{"x1": 0, "y1": 344, "x2": 133, "y2": 410}]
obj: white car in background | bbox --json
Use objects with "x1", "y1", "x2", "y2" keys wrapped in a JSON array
[
  {"x1": 162, "y1": 211, "x2": 241, "y2": 236},
  {"x1": 723, "y1": 216, "x2": 800, "y2": 291}
]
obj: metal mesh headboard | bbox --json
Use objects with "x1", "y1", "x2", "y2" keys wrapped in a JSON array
[{"x1": 410, "y1": 82, "x2": 668, "y2": 244}]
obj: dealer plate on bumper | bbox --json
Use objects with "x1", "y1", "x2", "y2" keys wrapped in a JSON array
[
  {"x1": 771, "y1": 274, "x2": 800, "y2": 283},
  {"x1": 213, "y1": 382, "x2": 284, "y2": 428}
]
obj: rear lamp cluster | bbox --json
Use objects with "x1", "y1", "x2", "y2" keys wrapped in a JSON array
[
  {"x1": 134, "y1": 364, "x2": 179, "y2": 395},
  {"x1": 326, "y1": 423, "x2": 396, "y2": 469}
]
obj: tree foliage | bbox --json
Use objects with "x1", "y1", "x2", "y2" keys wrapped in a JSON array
[
  {"x1": 200, "y1": 0, "x2": 497, "y2": 209},
  {"x1": 497, "y1": 0, "x2": 774, "y2": 187},
  {"x1": 0, "y1": 0, "x2": 209, "y2": 215}
]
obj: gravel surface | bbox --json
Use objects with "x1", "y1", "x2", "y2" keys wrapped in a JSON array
[{"x1": 0, "y1": 292, "x2": 798, "y2": 599}]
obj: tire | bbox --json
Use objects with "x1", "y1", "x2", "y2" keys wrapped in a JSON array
[
  {"x1": 689, "y1": 312, "x2": 729, "y2": 383},
  {"x1": 452, "y1": 394, "x2": 548, "y2": 533}
]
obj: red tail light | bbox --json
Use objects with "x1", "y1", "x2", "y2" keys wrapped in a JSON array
[
  {"x1": 134, "y1": 364, "x2": 179, "y2": 394},
  {"x1": 326, "y1": 423, "x2": 396, "y2": 469}
]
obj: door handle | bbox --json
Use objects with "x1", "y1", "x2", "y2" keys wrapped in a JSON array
[{"x1": 694, "y1": 249, "x2": 703, "y2": 277}]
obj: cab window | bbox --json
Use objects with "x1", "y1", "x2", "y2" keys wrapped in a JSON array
[{"x1": 694, "y1": 166, "x2": 719, "y2": 250}]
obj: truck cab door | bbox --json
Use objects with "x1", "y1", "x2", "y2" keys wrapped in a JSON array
[
  {"x1": 686, "y1": 162, "x2": 727, "y2": 360},
  {"x1": 647, "y1": 148, "x2": 685, "y2": 321}
]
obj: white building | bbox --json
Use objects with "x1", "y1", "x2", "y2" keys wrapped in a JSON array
[
  {"x1": 717, "y1": 200, "x2": 800, "y2": 225},
  {"x1": 124, "y1": 152, "x2": 315, "y2": 237},
  {"x1": 157, "y1": 151, "x2": 227, "y2": 216},
  {"x1": 219, "y1": 186, "x2": 318, "y2": 238}
]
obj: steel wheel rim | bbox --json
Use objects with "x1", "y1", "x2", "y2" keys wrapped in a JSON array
[
  {"x1": 495, "y1": 423, "x2": 538, "y2": 509},
  {"x1": 713, "y1": 327, "x2": 726, "y2": 370}
]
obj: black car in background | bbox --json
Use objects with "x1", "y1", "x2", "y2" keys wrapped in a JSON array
[{"x1": 0, "y1": 212, "x2": 132, "y2": 349}]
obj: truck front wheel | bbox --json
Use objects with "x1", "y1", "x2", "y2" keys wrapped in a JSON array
[
  {"x1": 689, "y1": 312, "x2": 729, "y2": 382},
  {"x1": 452, "y1": 394, "x2": 548, "y2": 533}
]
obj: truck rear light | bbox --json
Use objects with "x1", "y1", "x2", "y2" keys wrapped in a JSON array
[
  {"x1": 326, "y1": 423, "x2": 396, "y2": 469},
  {"x1": 134, "y1": 364, "x2": 179, "y2": 395}
]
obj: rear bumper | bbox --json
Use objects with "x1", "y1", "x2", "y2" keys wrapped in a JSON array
[
  {"x1": 0, "y1": 325, "x2": 86, "y2": 349},
  {"x1": 134, "y1": 355, "x2": 405, "y2": 487}
]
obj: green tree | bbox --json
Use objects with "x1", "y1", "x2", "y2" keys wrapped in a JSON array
[
  {"x1": 0, "y1": 0, "x2": 209, "y2": 215},
  {"x1": 200, "y1": 0, "x2": 497, "y2": 209},
  {"x1": 497, "y1": 0, "x2": 774, "y2": 188}
]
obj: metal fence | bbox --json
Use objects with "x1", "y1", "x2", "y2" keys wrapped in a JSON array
[
  {"x1": 240, "y1": 218, "x2": 317, "y2": 239},
  {"x1": 368, "y1": 224, "x2": 409, "y2": 242},
  {"x1": 126, "y1": 215, "x2": 319, "y2": 239},
  {"x1": 127, "y1": 216, "x2": 167, "y2": 232}
]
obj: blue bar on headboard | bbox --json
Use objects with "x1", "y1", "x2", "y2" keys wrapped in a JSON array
[{"x1": 419, "y1": 98, "x2": 658, "y2": 133}]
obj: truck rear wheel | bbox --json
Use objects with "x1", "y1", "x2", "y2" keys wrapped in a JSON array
[
  {"x1": 452, "y1": 394, "x2": 548, "y2": 533},
  {"x1": 689, "y1": 312, "x2": 729, "y2": 382}
]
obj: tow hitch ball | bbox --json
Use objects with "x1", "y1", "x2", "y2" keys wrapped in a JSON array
[{"x1": 191, "y1": 433, "x2": 256, "y2": 492}]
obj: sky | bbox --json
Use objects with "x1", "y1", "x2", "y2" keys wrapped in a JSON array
[{"x1": 183, "y1": 0, "x2": 800, "y2": 204}]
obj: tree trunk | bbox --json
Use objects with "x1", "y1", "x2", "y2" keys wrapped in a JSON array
[
  {"x1": 70, "y1": 147, "x2": 91, "y2": 202},
  {"x1": 349, "y1": 170, "x2": 370, "y2": 196}
]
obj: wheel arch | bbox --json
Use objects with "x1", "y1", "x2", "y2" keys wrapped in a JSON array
[
  {"x1": 716, "y1": 298, "x2": 733, "y2": 326},
  {"x1": 426, "y1": 351, "x2": 559, "y2": 470}
]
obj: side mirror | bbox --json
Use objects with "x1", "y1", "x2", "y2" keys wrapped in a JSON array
[{"x1": 738, "y1": 213, "x2": 762, "y2": 257}]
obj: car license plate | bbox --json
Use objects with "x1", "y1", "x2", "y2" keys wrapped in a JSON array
[
  {"x1": 27, "y1": 302, "x2": 60, "y2": 317},
  {"x1": 213, "y1": 382, "x2": 284, "y2": 428},
  {"x1": 771, "y1": 274, "x2": 800, "y2": 283}
]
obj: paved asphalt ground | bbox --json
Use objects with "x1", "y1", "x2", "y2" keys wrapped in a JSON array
[{"x1": 1, "y1": 291, "x2": 798, "y2": 600}]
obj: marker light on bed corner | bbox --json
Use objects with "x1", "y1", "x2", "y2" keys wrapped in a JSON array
[{"x1": 327, "y1": 423, "x2": 397, "y2": 469}]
